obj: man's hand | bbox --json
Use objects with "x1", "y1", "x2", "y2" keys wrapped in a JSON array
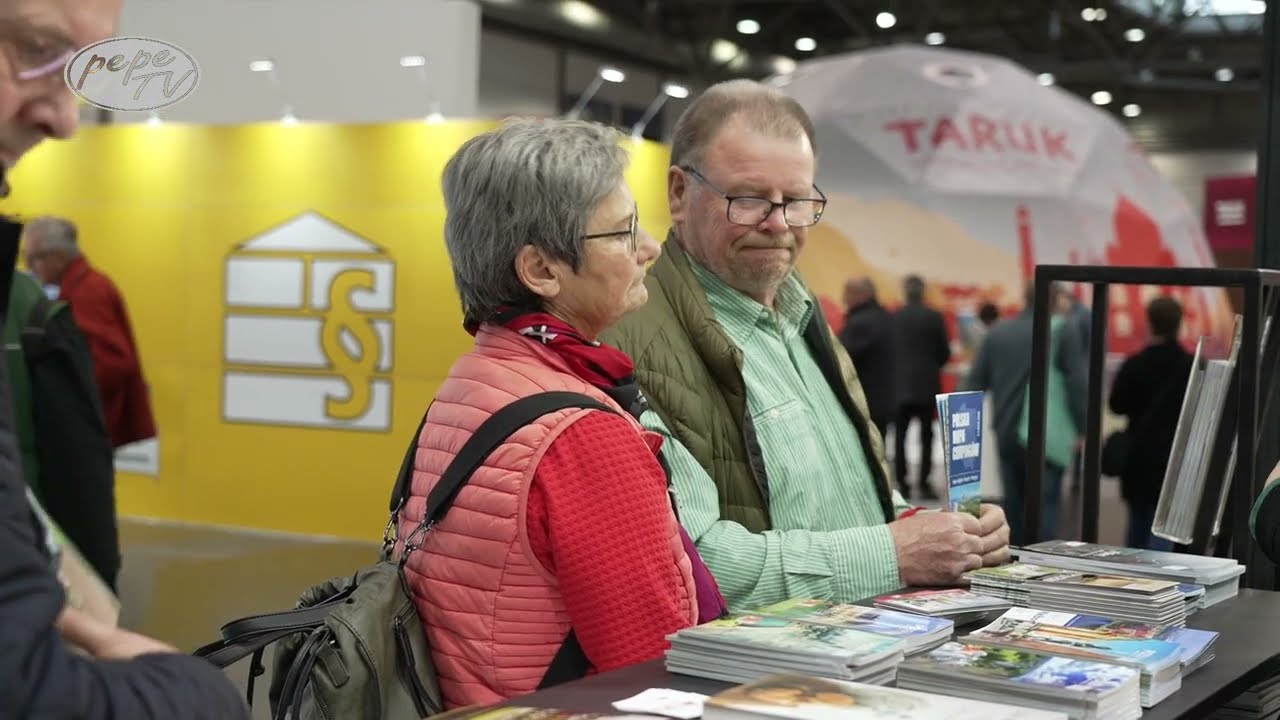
[
  {"x1": 888, "y1": 512, "x2": 984, "y2": 587},
  {"x1": 977, "y1": 503, "x2": 1011, "y2": 566},
  {"x1": 57, "y1": 606, "x2": 177, "y2": 660}
]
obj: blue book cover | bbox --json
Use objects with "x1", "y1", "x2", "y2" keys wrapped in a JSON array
[{"x1": 936, "y1": 391, "x2": 985, "y2": 516}]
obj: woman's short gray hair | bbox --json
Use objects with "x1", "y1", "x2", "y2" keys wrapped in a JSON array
[{"x1": 442, "y1": 118, "x2": 629, "y2": 328}]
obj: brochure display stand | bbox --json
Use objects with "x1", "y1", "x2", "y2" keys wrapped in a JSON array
[{"x1": 1024, "y1": 265, "x2": 1280, "y2": 589}]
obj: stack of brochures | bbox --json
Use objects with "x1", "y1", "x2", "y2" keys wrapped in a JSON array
[
  {"x1": 897, "y1": 641, "x2": 1142, "y2": 720},
  {"x1": 745, "y1": 599, "x2": 954, "y2": 655},
  {"x1": 1210, "y1": 672, "x2": 1280, "y2": 720},
  {"x1": 962, "y1": 608, "x2": 1186, "y2": 707},
  {"x1": 1024, "y1": 571, "x2": 1187, "y2": 628},
  {"x1": 1012, "y1": 540, "x2": 1244, "y2": 608},
  {"x1": 967, "y1": 562, "x2": 1188, "y2": 627},
  {"x1": 874, "y1": 588, "x2": 1012, "y2": 625},
  {"x1": 965, "y1": 563, "x2": 1068, "y2": 605},
  {"x1": 665, "y1": 614, "x2": 905, "y2": 685},
  {"x1": 701, "y1": 673, "x2": 1069, "y2": 720}
]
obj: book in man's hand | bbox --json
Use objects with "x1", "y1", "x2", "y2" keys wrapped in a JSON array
[{"x1": 702, "y1": 673, "x2": 1068, "y2": 720}]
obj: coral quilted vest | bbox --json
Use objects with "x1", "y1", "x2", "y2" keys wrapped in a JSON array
[{"x1": 398, "y1": 325, "x2": 697, "y2": 709}]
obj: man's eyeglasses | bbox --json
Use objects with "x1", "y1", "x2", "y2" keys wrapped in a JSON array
[
  {"x1": 581, "y1": 210, "x2": 639, "y2": 253},
  {"x1": 682, "y1": 166, "x2": 826, "y2": 228},
  {"x1": 0, "y1": 18, "x2": 78, "y2": 84}
]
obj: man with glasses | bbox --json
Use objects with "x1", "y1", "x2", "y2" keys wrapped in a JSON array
[
  {"x1": 603, "y1": 80, "x2": 1011, "y2": 611},
  {"x1": 0, "y1": 1, "x2": 248, "y2": 717}
]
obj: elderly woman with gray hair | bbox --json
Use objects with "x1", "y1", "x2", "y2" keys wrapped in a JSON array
[{"x1": 397, "y1": 118, "x2": 726, "y2": 709}]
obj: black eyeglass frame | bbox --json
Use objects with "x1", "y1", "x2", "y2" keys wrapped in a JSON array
[
  {"x1": 580, "y1": 210, "x2": 639, "y2": 253},
  {"x1": 681, "y1": 165, "x2": 827, "y2": 228}
]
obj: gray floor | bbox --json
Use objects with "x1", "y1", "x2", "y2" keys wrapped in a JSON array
[{"x1": 114, "y1": 476, "x2": 1127, "y2": 718}]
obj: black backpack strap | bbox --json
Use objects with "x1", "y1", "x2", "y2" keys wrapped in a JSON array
[
  {"x1": 389, "y1": 406, "x2": 431, "y2": 515},
  {"x1": 400, "y1": 391, "x2": 612, "y2": 554},
  {"x1": 539, "y1": 631, "x2": 589, "y2": 689}
]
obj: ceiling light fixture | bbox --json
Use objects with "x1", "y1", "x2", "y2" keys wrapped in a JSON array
[
  {"x1": 925, "y1": 32, "x2": 945, "y2": 45},
  {"x1": 400, "y1": 55, "x2": 426, "y2": 68},
  {"x1": 1091, "y1": 90, "x2": 1113, "y2": 105},
  {"x1": 1122, "y1": 103, "x2": 1142, "y2": 117},
  {"x1": 1037, "y1": 72, "x2": 1056, "y2": 86},
  {"x1": 711, "y1": 39, "x2": 741, "y2": 63},
  {"x1": 599, "y1": 66, "x2": 626, "y2": 83},
  {"x1": 249, "y1": 59, "x2": 274, "y2": 72},
  {"x1": 876, "y1": 12, "x2": 897, "y2": 29},
  {"x1": 794, "y1": 37, "x2": 817, "y2": 52},
  {"x1": 772, "y1": 56, "x2": 798, "y2": 74},
  {"x1": 663, "y1": 82, "x2": 690, "y2": 99},
  {"x1": 1216, "y1": 67, "x2": 1235, "y2": 82},
  {"x1": 559, "y1": 0, "x2": 606, "y2": 29},
  {"x1": 736, "y1": 18, "x2": 760, "y2": 35},
  {"x1": 1124, "y1": 27, "x2": 1146, "y2": 42}
]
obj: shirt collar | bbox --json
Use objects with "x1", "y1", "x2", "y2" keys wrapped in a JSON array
[{"x1": 688, "y1": 257, "x2": 813, "y2": 346}]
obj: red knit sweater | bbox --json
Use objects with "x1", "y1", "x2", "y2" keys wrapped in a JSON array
[{"x1": 524, "y1": 411, "x2": 689, "y2": 674}]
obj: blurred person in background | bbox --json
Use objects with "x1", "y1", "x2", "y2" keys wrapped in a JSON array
[
  {"x1": 965, "y1": 283, "x2": 1087, "y2": 545},
  {"x1": 838, "y1": 276, "x2": 896, "y2": 440},
  {"x1": 22, "y1": 215, "x2": 155, "y2": 449},
  {"x1": 0, "y1": 0, "x2": 248, "y2": 717},
  {"x1": 1107, "y1": 296, "x2": 1192, "y2": 551},
  {"x1": 893, "y1": 274, "x2": 951, "y2": 500},
  {"x1": 401, "y1": 118, "x2": 718, "y2": 709}
]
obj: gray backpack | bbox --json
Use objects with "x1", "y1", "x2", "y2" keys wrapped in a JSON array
[{"x1": 194, "y1": 392, "x2": 605, "y2": 719}]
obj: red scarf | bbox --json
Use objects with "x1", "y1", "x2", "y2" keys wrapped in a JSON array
[{"x1": 479, "y1": 308, "x2": 637, "y2": 388}]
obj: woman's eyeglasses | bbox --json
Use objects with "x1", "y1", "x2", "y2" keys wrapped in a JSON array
[{"x1": 581, "y1": 211, "x2": 639, "y2": 254}]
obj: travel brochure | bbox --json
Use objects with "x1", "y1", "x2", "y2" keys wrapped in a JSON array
[{"x1": 935, "y1": 391, "x2": 985, "y2": 516}]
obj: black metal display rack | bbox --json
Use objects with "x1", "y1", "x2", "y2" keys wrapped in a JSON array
[{"x1": 1024, "y1": 265, "x2": 1280, "y2": 589}]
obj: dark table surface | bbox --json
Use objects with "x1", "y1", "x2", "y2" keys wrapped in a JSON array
[{"x1": 507, "y1": 589, "x2": 1280, "y2": 720}]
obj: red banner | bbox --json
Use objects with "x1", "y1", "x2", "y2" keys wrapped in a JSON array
[{"x1": 1204, "y1": 175, "x2": 1256, "y2": 252}]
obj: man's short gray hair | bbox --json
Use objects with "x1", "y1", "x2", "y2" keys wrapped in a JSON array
[
  {"x1": 26, "y1": 216, "x2": 80, "y2": 256},
  {"x1": 442, "y1": 118, "x2": 629, "y2": 328},
  {"x1": 670, "y1": 79, "x2": 817, "y2": 170}
]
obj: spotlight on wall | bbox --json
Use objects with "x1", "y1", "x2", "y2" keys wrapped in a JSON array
[
  {"x1": 399, "y1": 55, "x2": 426, "y2": 68},
  {"x1": 249, "y1": 59, "x2": 274, "y2": 72}
]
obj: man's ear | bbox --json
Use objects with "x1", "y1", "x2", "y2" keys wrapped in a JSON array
[
  {"x1": 514, "y1": 244, "x2": 563, "y2": 301},
  {"x1": 668, "y1": 166, "x2": 689, "y2": 226}
]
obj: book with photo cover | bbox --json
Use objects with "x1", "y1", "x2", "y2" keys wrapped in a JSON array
[
  {"x1": 749, "y1": 598, "x2": 953, "y2": 653},
  {"x1": 874, "y1": 589, "x2": 1012, "y2": 619},
  {"x1": 702, "y1": 673, "x2": 1068, "y2": 720}
]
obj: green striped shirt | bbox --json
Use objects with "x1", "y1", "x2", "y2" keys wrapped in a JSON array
[{"x1": 641, "y1": 263, "x2": 911, "y2": 612}]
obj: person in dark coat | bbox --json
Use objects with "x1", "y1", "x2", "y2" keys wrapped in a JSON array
[
  {"x1": 0, "y1": 1, "x2": 248, "y2": 717},
  {"x1": 1108, "y1": 296, "x2": 1193, "y2": 551},
  {"x1": 892, "y1": 275, "x2": 951, "y2": 499},
  {"x1": 838, "y1": 277, "x2": 896, "y2": 440}
]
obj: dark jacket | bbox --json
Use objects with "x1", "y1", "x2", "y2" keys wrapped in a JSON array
[
  {"x1": 0, "y1": 216, "x2": 248, "y2": 719},
  {"x1": 1108, "y1": 339, "x2": 1194, "y2": 504},
  {"x1": 893, "y1": 301, "x2": 951, "y2": 407},
  {"x1": 839, "y1": 300, "x2": 896, "y2": 423}
]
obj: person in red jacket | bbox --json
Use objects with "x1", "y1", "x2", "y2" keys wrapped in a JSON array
[
  {"x1": 21, "y1": 215, "x2": 155, "y2": 448},
  {"x1": 400, "y1": 118, "x2": 725, "y2": 709}
]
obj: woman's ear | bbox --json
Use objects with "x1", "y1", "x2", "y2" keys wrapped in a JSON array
[{"x1": 514, "y1": 244, "x2": 562, "y2": 301}]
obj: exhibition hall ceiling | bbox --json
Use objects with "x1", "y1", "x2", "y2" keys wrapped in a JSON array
[{"x1": 480, "y1": 0, "x2": 1267, "y2": 151}]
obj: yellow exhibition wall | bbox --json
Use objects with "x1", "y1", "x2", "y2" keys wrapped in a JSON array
[{"x1": 4, "y1": 121, "x2": 675, "y2": 541}]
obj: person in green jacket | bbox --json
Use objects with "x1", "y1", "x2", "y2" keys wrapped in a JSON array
[
  {"x1": 601, "y1": 80, "x2": 1011, "y2": 612},
  {"x1": 1251, "y1": 458, "x2": 1280, "y2": 563}
]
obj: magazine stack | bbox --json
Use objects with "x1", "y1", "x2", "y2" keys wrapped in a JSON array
[
  {"x1": 664, "y1": 614, "x2": 905, "y2": 685},
  {"x1": 746, "y1": 598, "x2": 954, "y2": 655},
  {"x1": 897, "y1": 641, "x2": 1143, "y2": 720},
  {"x1": 701, "y1": 673, "x2": 1069, "y2": 720},
  {"x1": 873, "y1": 588, "x2": 1012, "y2": 625},
  {"x1": 1012, "y1": 540, "x2": 1244, "y2": 608},
  {"x1": 966, "y1": 563, "x2": 1188, "y2": 626}
]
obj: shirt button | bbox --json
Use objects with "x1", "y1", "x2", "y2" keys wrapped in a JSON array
[{"x1": 769, "y1": 409, "x2": 781, "y2": 420}]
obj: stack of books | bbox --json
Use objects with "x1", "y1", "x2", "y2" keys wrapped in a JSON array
[
  {"x1": 701, "y1": 673, "x2": 1069, "y2": 720},
  {"x1": 1023, "y1": 572, "x2": 1187, "y2": 628},
  {"x1": 1012, "y1": 541, "x2": 1245, "y2": 608},
  {"x1": 965, "y1": 563, "x2": 1068, "y2": 605},
  {"x1": 967, "y1": 563, "x2": 1188, "y2": 627},
  {"x1": 665, "y1": 614, "x2": 905, "y2": 685},
  {"x1": 873, "y1": 588, "x2": 1012, "y2": 625},
  {"x1": 961, "y1": 608, "x2": 1184, "y2": 707},
  {"x1": 897, "y1": 641, "x2": 1142, "y2": 720},
  {"x1": 746, "y1": 598, "x2": 954, "y2": 655},
  {"x1": 1211, "y1": 672, "x2": 1280, "y2": 720}
]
